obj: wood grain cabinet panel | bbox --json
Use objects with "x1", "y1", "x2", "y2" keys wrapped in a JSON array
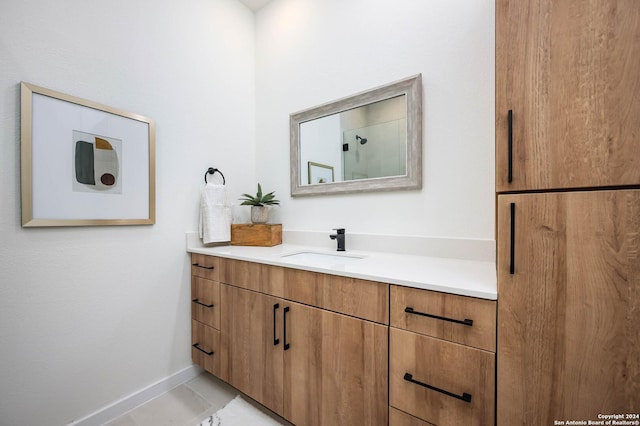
[
  {"x1": 390, "y1": 328, "x2": 495, "y2": 426},
  {"x1": 497, "y1": 190, "x2": 640, "y2": 424},
  {"x1": 191, "y1": 276, "x2": 220, "y2": 330},
  {"x1": 391, "y1": 285, "x2": 496, "y2": 352},
  {"x1": 496, "y1": 0, "x2": 640, "y2": 191}
]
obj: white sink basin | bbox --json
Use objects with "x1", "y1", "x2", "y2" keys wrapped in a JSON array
[{"x1": 280, "y1": 251, "x2": 365, "y2": 266}]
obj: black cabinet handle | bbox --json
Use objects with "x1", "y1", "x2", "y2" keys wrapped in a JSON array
[
  {"x1": 507, "y1": 109, "x2": 513, "y2": 183},
  {"x1": 192, "y1": 343, "x2": 214, "y2": 356},
  {"x1": 510, "y1": 202, "x2": 515, "y2": 275},
  {"x1": 404, "y1": 373, "x2": 472, "y2": 403},
  {"x1": 404, "y1": 307, "x2": 473, "y2": 326},
  {"x1": 192, "y1": 263, "x2": 214, "y2": 270},
  {"x1": 192, "y1": 299, "x2": 214, "y2": 308},
  {"x1": 273, "y1": 303, "x2": 280, "y2": 346},
  {"x1": 283, "y1": 306, "x2": 290, "y2": 351}
]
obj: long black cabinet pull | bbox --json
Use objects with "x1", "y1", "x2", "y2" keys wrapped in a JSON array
[
  {"x1": 192, "y1": 299, "x2": 214, "y2": 308},
  {"x1": 510, "y1": 202, "x2": 516, "y2": 275},
  {"x1": 283, "y1": 306, "x2": 290, "y2": 351},
  {"x1": 192, "y1": 343, "x2": 214, "y2": 356},
  {"x1": 507, "y1": 109, "x2": 513, "y2": 183},
  {"x1": 404, "y1": 373, "x2": 472, "y2": 403},
  {"x1": 404, "y1": 307, "x2": 473, "y2": 326},
  {"x1": 273, "y1": 303, "x2": 280, "y2": 346},
  {"x1": 192, "y1": 263, "x2": 214, "y2": 270}
]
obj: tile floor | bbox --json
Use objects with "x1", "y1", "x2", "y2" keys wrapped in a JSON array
[{"x1": 104, "y1": 372, "x2": 292, "y2": 426}]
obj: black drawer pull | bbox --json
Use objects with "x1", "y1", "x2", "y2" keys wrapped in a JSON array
[
  {"x1": 507, "y1": 109, "x2": 513, "y2": 183},
  {"x1": 273, "y1": 303, "x2": 280, "y2": 346},
  {"x1": 192, "y1": 263, "x2": 214, "y2": 270},
  {"x1": 283, "y1": 306, "x2": 290, "y2": 351},
  {"x1": 192, "y1": 343, "x2": 214, "y2": 356},
  {"x1": 509, "y1": 202, "x2": 515, "y2": 275},
  {"x1": 404, "y1": 307, "x2": 473, "y2": 326},
  {"x1": 192, "y1": 299, "x2": 214, "y2": 308},
  {"x1": 404, "y1": 373, "x2": 472, "y2": 403}
]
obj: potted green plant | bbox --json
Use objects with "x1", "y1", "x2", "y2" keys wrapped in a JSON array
[{"x1": 239, "y1": 183, "x2": 280, "y2": 224}]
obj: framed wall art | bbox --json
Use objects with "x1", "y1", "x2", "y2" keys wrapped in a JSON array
[{"x1": 20, "y1": 82, "x2": 156, "y2": 227}]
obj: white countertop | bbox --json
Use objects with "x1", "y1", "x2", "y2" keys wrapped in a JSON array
[{"x1": 187, "y1": 242, "x2": 497, "y2": 300}]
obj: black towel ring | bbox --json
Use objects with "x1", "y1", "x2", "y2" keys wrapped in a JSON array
[{"x1": 204, "y1": 167, "x2": 225, "y2": 185}]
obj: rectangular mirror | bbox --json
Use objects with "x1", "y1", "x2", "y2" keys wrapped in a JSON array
[{"x1": 290, "y1": 74, "x2": 422, "y2": 196}]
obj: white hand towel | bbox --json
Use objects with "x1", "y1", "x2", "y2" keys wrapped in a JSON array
[{"x1": 199, "y1": 183, "x2": 231, "y2": 244}]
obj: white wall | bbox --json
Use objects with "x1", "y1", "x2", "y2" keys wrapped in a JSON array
[
  {"x1": 0, "y1": 0, "x2": 255, "y2": 424},
  {"x1": 255, "y1": 0, "x2": 495, "y2": 240}
]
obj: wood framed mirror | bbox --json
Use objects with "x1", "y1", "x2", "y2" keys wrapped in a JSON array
[{"x1": 290, "y1": 74, "x2": 422, "y2": 196}]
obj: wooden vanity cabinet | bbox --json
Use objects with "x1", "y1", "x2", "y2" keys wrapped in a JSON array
[
  {"x1": 496, "y1": 0, "x2": 640, "y2": 192},
  {"x1": 496, "y1": 0, "x2": 640, "y2": 423},
  {"x1": 389, "y1": 285, "x2": 496, "y2": 426},
  {"x1": 197, "y1": 256, "x2": 389, "y2": 426},
  {"x1": 192, "y1": 255, "x2": 498, "y2": 425}
]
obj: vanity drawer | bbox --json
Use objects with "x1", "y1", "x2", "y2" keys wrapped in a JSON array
[
  {"x1": 191, "y1": 276, "x2": 220, "y2": 330},
  {"x1": 191, "y1": 320, "x2": 220, "y2": 376},
  {"x1": 191, "y1": 254, "x2": 219, "y2": 281},
  {"x1": 390, "y1": 285, "x2": 496, "y2": 352},
  {"x1": 389, "y1": 328, "x2": 495, "y2": 426}
]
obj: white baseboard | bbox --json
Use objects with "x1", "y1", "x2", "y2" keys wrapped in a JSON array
[{"x1": 68, "y1": 365, "x2": 203, "y2": 426}]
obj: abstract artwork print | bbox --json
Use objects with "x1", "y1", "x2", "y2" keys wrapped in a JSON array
[{"x1": 73, "y1": 130, "x2": 122, "y2": 194}]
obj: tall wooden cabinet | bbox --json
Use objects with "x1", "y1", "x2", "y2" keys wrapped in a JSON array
[{"x1": 496, "y1": 0, "x2": 640, "y2": 423}]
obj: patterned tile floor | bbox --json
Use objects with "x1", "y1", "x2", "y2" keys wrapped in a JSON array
[{"x1": 104, "y1": 372, "x2": 291, "y2": 426}]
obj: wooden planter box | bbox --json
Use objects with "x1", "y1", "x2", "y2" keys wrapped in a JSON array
[{"x1": 231, "y1": 224, "x2": 282, "y2": 247}]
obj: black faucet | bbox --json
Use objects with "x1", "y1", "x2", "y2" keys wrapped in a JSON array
[{"x1": 329, "y1": 228, "x2": 346, "y2": 251}]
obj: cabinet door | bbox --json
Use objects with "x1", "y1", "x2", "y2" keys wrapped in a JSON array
[
  {"x1": 283, "y1": 301, "x2": 388, "y2": 426},
  {"x1": 496, "y1": 0, "x2": 640, "y2": 191},
  {"x1": 222, "y1": 285, "x2": 284, "y2": 415},
  {"x1": 497, "y1": 191, "x2": 640, "y2": 424}
]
